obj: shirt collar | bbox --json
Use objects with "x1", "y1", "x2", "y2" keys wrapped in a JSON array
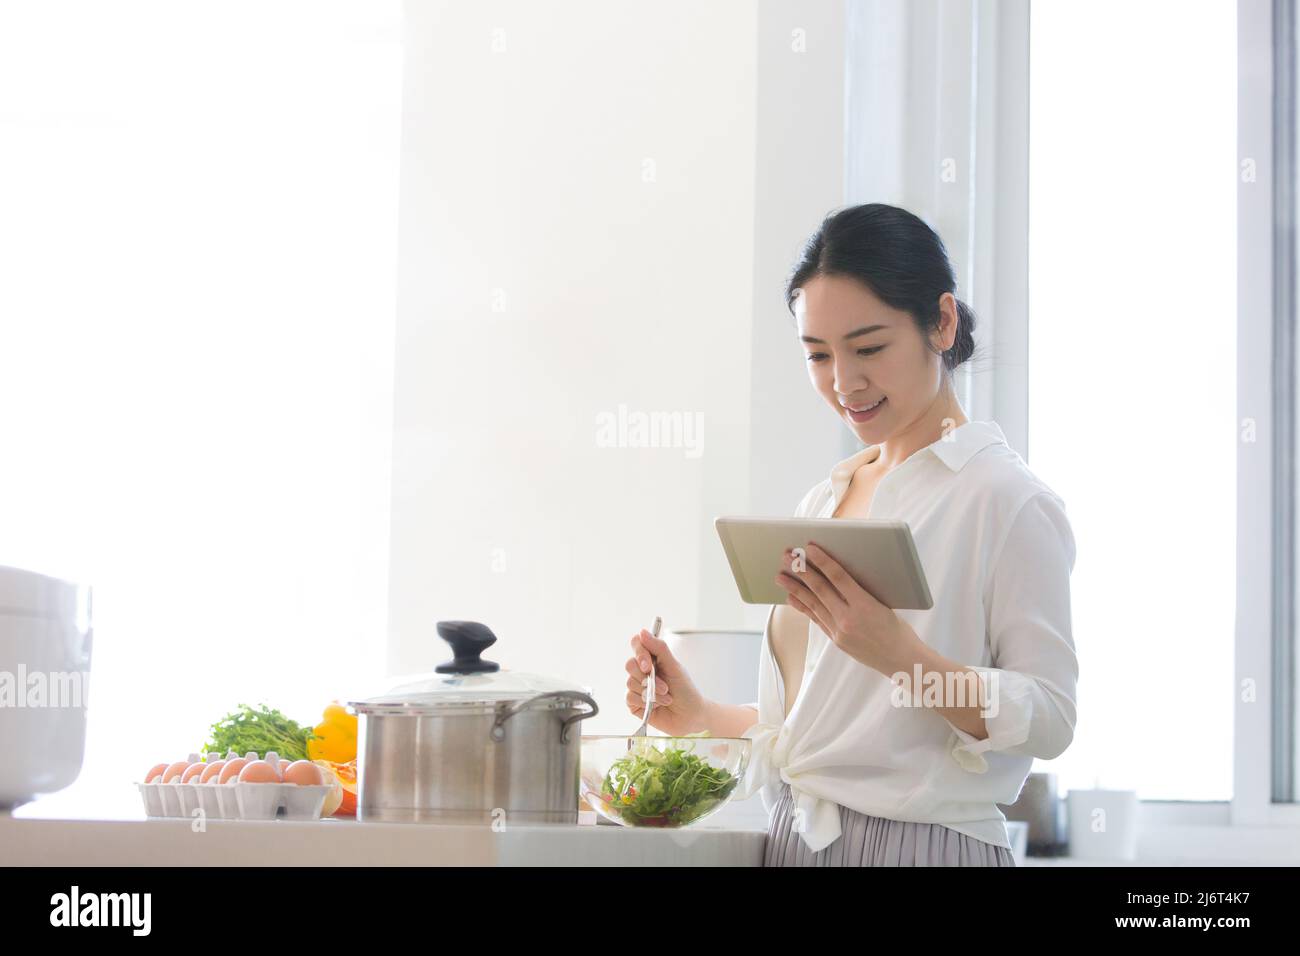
[
  {"x1": 830, "y1": 420, "x2": 1008, "y2": 500},
  {"x1": 928, "y1": 419, "x2": 1008, "y2": 472}
]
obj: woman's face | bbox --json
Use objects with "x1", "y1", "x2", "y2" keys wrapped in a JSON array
[{"x1": 795, "y1": 273, "x2": 953, "y2": 445}]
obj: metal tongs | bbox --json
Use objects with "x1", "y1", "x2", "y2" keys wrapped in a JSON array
[{"x1": 630, "y1": 615, "x2": 662, "y2": 742}]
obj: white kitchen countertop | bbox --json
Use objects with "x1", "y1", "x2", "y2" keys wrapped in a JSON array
[
  {"x1": 0, "y1": 813, "x2": 768, "y2": 866},
  {"x1": 1, "y1": 786, "x2": 770, "y2": 867},
  {"x1": 32, "y1": 783, "x2": 1286, "y2": 866}
]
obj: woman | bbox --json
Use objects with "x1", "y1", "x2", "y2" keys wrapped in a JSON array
[{"x1": 623, "y1": 203, "x2": 1078, "y2": 866}]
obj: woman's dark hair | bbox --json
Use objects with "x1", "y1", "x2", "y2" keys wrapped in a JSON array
[{"x1": 785, "y1": 203, "x2": 978, "y2": 374}]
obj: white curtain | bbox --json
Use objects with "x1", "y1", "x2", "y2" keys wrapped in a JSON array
[{"x1": 845, "y1": 0, "x2": 1030, "y2": 456}]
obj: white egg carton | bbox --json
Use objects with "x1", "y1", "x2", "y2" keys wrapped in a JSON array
[{"x1": 136, "y1": 751, "x2": 334, "y2": 821}]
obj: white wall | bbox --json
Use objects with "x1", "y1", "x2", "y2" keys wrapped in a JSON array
[
  {"x1": 748, "y1": 0, "x2": 850, "y2": 538},
  {"x1": 389, "y1": 0, "x2": 847, "y2": 731}
]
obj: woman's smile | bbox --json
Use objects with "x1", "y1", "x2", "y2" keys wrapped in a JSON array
[{"x1": 842, "y1": 396, "x2": 887, "y2": 423}]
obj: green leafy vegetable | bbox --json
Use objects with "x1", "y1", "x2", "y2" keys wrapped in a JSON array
[
  {"x1": 203, "y1": 703, "x2": 313, "y2": 762},
  {"x1": 600, "y1": 737, "x2": 738, "y2": 827}
]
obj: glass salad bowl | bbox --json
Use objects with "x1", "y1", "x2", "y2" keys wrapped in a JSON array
[{"x1": 579, "y1": 734, "x2": 751, "y2": 828}]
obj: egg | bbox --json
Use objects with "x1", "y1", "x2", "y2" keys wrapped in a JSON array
[
  {"x1": 281, "y1": 760, "x2": 324, "y2": 787},
  {"x1": 144, "y1": 763, "x2": 168, "y2": 784},
  {"x1": 162, "y1": 760, "x2": 190, "y2": 784},
  {"x1": 237, "y1": 759, "x2": 282, "y2": 784},
  {"x1": 199, "y1": 760, "x2": 226, "y2": 784},
  {"x1": 218, "y1": 757, "x2": 250, "y2": 785}
]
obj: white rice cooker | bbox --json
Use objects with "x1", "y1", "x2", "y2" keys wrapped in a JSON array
[{"x1": 0, "y1": 564, "x2": 93, "y2": 809}]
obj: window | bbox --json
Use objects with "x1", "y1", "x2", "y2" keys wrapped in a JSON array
[
  {"x1": 0, "y1": 1, "x2": 403, "y2": 812},
  {"x1": 1027, "y1": 0, "x2": 1237, "y2": 800}
]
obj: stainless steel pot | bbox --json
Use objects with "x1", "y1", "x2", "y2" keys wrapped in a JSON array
[{"x1": 349, "y1": 620, "x2": 598, "y2": 824}]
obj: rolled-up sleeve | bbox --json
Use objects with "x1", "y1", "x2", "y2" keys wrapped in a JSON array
[{"x1": 945, "y1": 491, "x2": 1079, "y2": 773}]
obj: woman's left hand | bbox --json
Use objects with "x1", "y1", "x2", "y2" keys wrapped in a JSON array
[{"x1": 774, "y1": 542, "x2": 926, "y2": 677}]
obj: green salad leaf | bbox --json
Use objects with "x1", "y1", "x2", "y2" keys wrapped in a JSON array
[
  {"x1": 202, "y1": 703, "x2": 313, "y2": 762},
  {"x1": 600, "y1": 737, "x2": 738, "y2": 827}
]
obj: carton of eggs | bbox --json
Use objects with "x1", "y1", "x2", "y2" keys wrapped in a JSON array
[{"x1": 137, "y1": 751, "x2": 336, "y2": 821}]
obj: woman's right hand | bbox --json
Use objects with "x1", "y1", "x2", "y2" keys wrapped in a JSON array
[{"x1": 625, "y1": 628, "x2": 710, "y2": 736}]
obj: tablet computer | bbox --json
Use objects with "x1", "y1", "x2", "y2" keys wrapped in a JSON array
[{"x1": 714, "y1": 516, "x2": 934, "y2": 609}]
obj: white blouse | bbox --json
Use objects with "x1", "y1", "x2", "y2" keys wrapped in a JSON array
[{"x1": 736, "y1": 419, "x2": 1078, "y2": 852}]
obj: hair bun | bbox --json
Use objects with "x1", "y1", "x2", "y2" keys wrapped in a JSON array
[{"x1": 786, "y1": 203, "x2": 979, "y2": 375}]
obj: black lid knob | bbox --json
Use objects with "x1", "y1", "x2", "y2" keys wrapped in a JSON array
[{"x1": 435, "y1": 620, "x2": 501, "y2": 674}]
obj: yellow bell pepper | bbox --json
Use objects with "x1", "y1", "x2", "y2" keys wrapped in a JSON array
[{"x1": 307, "y1": 701, "x2": 358, "y2": 763}]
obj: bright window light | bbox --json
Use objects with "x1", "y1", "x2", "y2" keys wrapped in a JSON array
[
  {"x1": 1028, "y1": 0, "x2": 1236, "y2": 799},
  {"x1": 0, "y1": 1, "x2": 403, "y2": 814}
]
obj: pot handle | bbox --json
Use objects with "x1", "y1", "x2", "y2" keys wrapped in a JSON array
[{"x1": 491, "y1": 691, "x2": 600, "y2": 744}]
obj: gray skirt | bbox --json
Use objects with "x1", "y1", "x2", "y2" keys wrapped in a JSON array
[{"x1": 763, "y1": 782, "x2": 1017, "y2": 867}]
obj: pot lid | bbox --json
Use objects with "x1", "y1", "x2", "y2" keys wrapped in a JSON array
[{"x1": 350, "y1": 620, "x2": 588, "y2": 711}]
